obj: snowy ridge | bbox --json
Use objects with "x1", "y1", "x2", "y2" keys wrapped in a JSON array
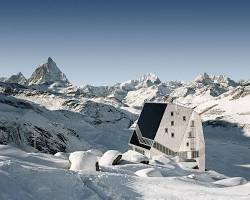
[{"x1": 80, "y1": 73, "x2": 181, "y2": 108}]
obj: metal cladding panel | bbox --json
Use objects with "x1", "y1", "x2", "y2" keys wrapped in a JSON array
[
  {"x1": 137, "y1": 103, "x2": 167, "y2": 140},
  {"x1": 129, "y1": 131, "x2": 151, "y2": 150}
]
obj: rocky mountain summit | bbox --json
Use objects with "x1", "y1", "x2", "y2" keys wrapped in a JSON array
[
  {"x1": 6, "y1": 72, "x2": 28, "y2": 85},
  {"x1": 29, "y1": 57, "x2": 69, "y2": 85}
]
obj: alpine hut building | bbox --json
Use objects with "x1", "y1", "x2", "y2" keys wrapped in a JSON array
[{"x1": 128, "y1": 102, "x2": 205, "y2": 171}]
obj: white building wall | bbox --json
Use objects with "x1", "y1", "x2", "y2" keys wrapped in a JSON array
[
  {"x1": 149, "y1": 103, "x2": 205, "y2": 171},
  {"x1": 152, "y1": 103, "x2": 193, "y2": 152},
  {"x1": 193, "y1": 112, "x2": 205, "y2": 170}
]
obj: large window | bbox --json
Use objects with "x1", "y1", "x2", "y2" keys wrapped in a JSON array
[
  {"x1": 191, "y1": 151, "x2": 199, "y2": 158},
  {"x1": 153, "y1": 141, "x2": 177, "y2": 156}
]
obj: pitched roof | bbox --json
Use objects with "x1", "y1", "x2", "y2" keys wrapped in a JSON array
[{"x1": 137, "y1": 102, "x2": 167, "y2": 140}]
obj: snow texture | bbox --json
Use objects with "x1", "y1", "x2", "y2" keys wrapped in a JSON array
[
  {"x1": 122, "y1": 150, "x2": 149, "y2": 163},
  {"x1": 0, "y1": 145, "x2": 249, "y2": 200},
  {"x1": 69, "y1": 151, "x2": 98, "y2": 171}
]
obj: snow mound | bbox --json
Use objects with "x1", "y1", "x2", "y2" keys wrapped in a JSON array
[
  {"x1": 135, "y1": 168, "x2": 163, "y2": 177},
  {"x1": 214, "y1": 177, "x2": 247, "y2": 187},
  {"x1": 54, "y1": 152, "x2": 70, "y2": 160},
  {"x1": 99, "y1": 150, "x2": 122, "y2": 166},
  {"x1": 69, "y1": 151, "x2": 98, "y2": 172},
  {"x1": 122, "y1": 150, "x2": 149, "y2": 164}
]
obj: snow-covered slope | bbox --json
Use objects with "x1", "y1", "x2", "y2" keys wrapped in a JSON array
[
  {"x1": 0, "y1": 94, "x2": 84, "y2": 153},
  {"x1": 0, "y1": 145, "x2": 249, "y2": 200},
  {"x1": 0, "y1": 93, "x2": 137, "y2": 153}
]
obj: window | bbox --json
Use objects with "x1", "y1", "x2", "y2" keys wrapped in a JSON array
[
  {"x1": 183, "y1": 116, "x2": 186, "y2": 121},
  {"x1": 192, "y1": 151, "x2": 199, "y2": 158},
  {"x1": 171, "y1": 133, "x2": 174, "y2": 138},
  {"x1": 159, "y1": 144, "x2": 162, "y2": 152},
  {"x1": 166, "y1": 148, "x2": 169, "y2": 155},
  {"x1": 171, "y1": 112, "x2": 174, "y2": 116},
  {"x1": 165, "y1": 128, "x2": 168, "y2": 133},
  {"x1": 191, "y1": 120, "x2": 195, "y2": 127},
  {"x1": 189, "y1": 132, "x2": 192, "y2": 137},
  {"x1": 171, "y1": 121, "x2": 174, "y2": 126},
  {"x1": 186, "y1": 142, "x2": 189, "y2": 147}
]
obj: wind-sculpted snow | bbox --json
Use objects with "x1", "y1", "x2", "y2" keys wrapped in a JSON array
[{"x1": 0, "y1": 145, "x2": 249, "y2": 200}]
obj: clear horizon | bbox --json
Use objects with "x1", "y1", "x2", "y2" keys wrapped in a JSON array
[{"x1": 0, "y1": 0, "x2": 250, "y2": 85}]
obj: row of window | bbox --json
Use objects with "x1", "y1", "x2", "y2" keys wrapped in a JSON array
[
  {"x1": 153, "y1": 141, "x2": 199, "y2": 158},
  {"x1": 191, "y1": 151, "x2": 199, "y2": 158},
  {"x1": 169, "y1": 119, "x2": 194, "y2": 126},
  {"x1": 153, "y1": 141, "x2": 176, "y2": 156},
  {"x1": 170, "y1": 112, "x2": 195, "y2": 126},
  {"x1": 165, "y1": 130, "x2": 193, "y2": 138},
  {"x1": 170, "y1": 112, "x2": 186, "y2": 121}
]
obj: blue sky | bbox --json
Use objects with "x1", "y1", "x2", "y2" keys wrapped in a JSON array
[{"x1": 0, "y1": 0, "x2": 250, "y2": 85}]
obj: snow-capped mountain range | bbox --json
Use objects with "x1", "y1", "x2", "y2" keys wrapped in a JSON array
[{"x1": 0, "y1": 57, "x2": 250, "y2": 181}]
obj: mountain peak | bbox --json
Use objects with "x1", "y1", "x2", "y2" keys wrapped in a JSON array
[
  {"x1": 7, "y1": 72, "x2": 28, "y2": 85},
  {"x1": 138, "y1": 73, "x2": 161, "y2": 84},
  {"x1": 47, "y1": 57, "x2": 54, "y2": 63},
  {"x1": 29, "y1": 58, "x2": 69, "y2": 85},
  {"x1": 193, "y1": 72, "x2": 237, "y2": 88},
  {"x1": 194, "y1": 72, "x2": 211, "y2": 83}
]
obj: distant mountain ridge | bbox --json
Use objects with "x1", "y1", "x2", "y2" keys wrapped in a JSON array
[
  {"x1": 0, "y1": 57, "x2": 244, "y2": 111},
  {"x1": 0, "y1": 57, "x2": 250, "y2": 182}
]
